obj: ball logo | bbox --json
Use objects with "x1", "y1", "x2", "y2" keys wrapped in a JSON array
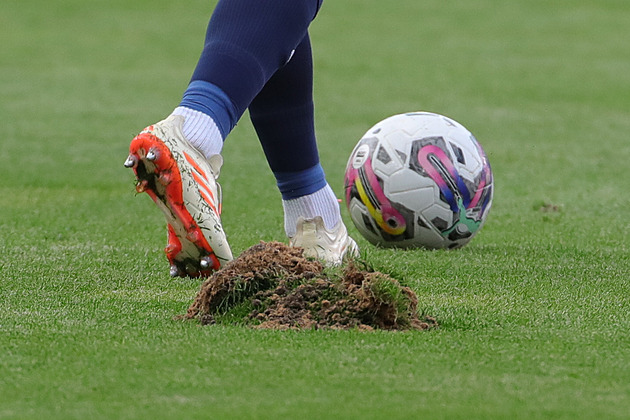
[{"x1": 351, "y1": 144, "x2": 371, "y2": 169}]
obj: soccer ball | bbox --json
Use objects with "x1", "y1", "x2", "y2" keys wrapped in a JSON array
[{"x1": 344, "y1": 112, "x2": 493, "y2": 249}]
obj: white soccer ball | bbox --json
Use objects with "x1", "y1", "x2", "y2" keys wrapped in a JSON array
[{"x1": 344, "y1": 112, "x2": 493, "y2": 249}]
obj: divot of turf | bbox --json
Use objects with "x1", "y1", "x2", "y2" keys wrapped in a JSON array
[{"x1": 183, "y1": 241, "x2": 437, "y2": 331}]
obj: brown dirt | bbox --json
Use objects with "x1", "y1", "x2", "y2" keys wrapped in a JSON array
[{"x1": 183, "y1": 241, "x2": 437, "y2": 331}]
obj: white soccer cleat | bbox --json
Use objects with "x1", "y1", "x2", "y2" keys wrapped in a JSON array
[
  {"x1": 289, "y1": 216, "x2": 359, "y2": 265},
  {"x1": 126, "y1": 114, "x2": 233, "y2": 277}
]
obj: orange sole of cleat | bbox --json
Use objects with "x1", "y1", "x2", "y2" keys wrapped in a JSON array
[{"x1": 129, "y1": 132, "x2": 222, "y2": 276}]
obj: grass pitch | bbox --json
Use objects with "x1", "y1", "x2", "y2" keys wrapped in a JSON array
[{"x1": 1, "y1": 0, "x2": 630, "y2": 418}]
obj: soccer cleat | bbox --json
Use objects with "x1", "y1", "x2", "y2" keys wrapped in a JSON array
[
  {"x1": 126, "y1": 114, "x2": 233, "y2": 277},
  {"x1": 289, "y1": 216, "x2": 359, "y2": 265}
]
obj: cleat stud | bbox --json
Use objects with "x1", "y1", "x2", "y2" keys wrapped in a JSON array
[
  {"x1": 146, "y1": 149, "x2": 158, "y2": 161},
  {"x1": 200, "y1": 258, "x2": 210, "y2": 269},
  {"x1": 169, "y1": 265, "x2": 180, "y2": 277},
  {"x1": 135, "y1": 179, "x2": 149, "y2": 193},
  {"x1": 124, "y1": 155, "x2": 137, "y2": 168}
]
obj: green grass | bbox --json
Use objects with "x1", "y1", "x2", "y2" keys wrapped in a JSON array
[{"x1": 1, "y1": 0, "x2": 630, "y2": 418}]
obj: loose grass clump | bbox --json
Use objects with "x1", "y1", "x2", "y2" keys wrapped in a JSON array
[{"x1": 183, "y1": 241, "x2": 436, "y2": 331}]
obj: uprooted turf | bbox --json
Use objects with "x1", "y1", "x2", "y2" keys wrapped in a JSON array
[{"x1": 183, "y1": 241, "x2": 437, "y2": 331}]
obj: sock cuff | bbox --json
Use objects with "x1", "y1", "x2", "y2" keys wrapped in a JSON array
[
  {"x1": 282, "y1": 184, "x2": 341, "y2": 235},
  {"x1": 275, "y1": 164, "x2": 327, "y2": 200},
  {"x1": 179, "y1": 80, "x2": 239, "y2": 138},
  {"x1": 171, "y1": 107, "x2": 224, "y2": 157}
]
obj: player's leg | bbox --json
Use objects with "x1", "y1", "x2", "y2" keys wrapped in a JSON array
[
  {"x1": 126, "y1": 0, "x2": 324, "y2": 276},
  {"x1": 168, "y1": 0, "x2": 323, "y2": 158},
  {"x1": 249, "y1": 35, "x2": 358, "y2": 264}
]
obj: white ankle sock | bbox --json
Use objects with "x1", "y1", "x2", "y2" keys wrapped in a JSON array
[
  {"x1": 283, "y1": 184, "x2": 341, "y2": 237},
  {"x1": 172, "y1": 106, "x2": 223, "y2": 158}
]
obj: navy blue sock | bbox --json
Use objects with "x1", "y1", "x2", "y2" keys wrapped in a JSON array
[
  {"x1": 184, "y1": 0, "x2": 325, "y2": 199},
  {"x1": 190, "y1": 0, "x2": 322, "y2": 119},
  {"x1": 249, "y1": 35, "x2": 324, "y2": 199}
]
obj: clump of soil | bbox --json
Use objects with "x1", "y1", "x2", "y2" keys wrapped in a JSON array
[{"x1": 184, "y1": 241, "x2": 437, "y2": 331}]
